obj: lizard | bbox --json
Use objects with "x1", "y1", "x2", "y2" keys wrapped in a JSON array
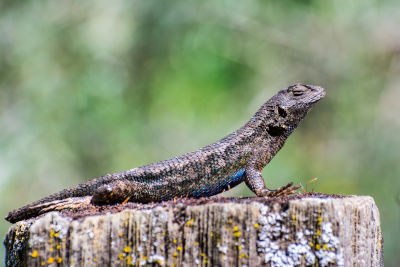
[{"x1": 6, "y1": 83, "x2": 325, "y2": 223}]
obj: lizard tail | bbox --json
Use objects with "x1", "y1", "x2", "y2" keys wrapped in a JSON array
[
  {"x1": 6, "y1": 203, "x2": 46, "y2": 223},
  {"x1": 5, "y1": 174, "x2": 118, "y2": 223},
  {"x1": 5, "y1": 198, "x2": 82, "y2": 223}
]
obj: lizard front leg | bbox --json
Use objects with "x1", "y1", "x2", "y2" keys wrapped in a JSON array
[{"x1": 244, "y1": 165, "x2": 300, "y2": 197}]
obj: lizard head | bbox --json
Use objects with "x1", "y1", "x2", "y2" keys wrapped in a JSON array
[
  {"x1": 246, "y1": 83, "x2": 326, "y2": 137},
  {"x1": 262, "y1": 84, "x2": 326, "y2": 136},
  {"x1": 275, "y1": 83, "x2": 325, "y2": 117}
]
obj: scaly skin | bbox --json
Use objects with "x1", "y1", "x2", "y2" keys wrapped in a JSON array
[{"x1": 6, "y1": 84, "x2": 325, "y2": 223}]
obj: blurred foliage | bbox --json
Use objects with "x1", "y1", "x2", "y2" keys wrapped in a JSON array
[{"x1": 1, "y1": 0, "x2": 400, "y2": 265}]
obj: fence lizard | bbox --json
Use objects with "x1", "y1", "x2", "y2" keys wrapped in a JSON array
[{"x1": 6, "y1": 84, "x2": 325, "y2": 223}]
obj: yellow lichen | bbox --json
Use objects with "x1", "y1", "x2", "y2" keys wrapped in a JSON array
[
  {"x1": 124, "y1": 246, "x2": 131, "y2": 253},
  {"x1": 254, "y1": 223, "x2": 259, "y2": 228},
  {"x1": 31, "y1": 250, "x2": 38, "y2": 258},
  {"x1": 233, "y1": 225, "x2": 242, "y2": 237},
  {"x1": 57, "y1": 257, "x2": 62, "y2": 263},
  {"x1": 177, "y1": 246, "x2": 183, "y2": 251},
  {"x1": 47, "y1": 257, "x2": 54, "y2": 264},
  {"x1": 186, "y1": 218, "x2": 194, "y2": 227}
]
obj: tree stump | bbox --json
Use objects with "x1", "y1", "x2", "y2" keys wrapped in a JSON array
[{"x1": 4, "y1": 194, "x2": 383, "y2": 266}]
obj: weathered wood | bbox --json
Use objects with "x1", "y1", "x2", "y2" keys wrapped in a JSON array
[{"x1": 4, "y1": 195, "x2": 383, "y2": 267}]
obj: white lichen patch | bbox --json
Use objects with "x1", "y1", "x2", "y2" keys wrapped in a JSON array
[
  {"x1": 129, "y1": 254, "x2": 137, "y2": 263},
  {"x1": 140, "y1": 233, "x2": 148, "y2": 242},
  {"x1": 147, "y1": 254, "x2": 165, "y2": 264},
  {"x1": 217, "y1": 244, "x2": 228, "y2": 254},
  {"x1": 86, "y1": 229, "x2": 95, "y2": 239},
  {"x1": 315, "y1": 223, "x2": 344, "y2": 266},
  {"x1": 255, "y1": 204, "x2": 343, "y2": 267},
  {"x1": 286, "y1": 232, "x2": 316, "y2": 265}
]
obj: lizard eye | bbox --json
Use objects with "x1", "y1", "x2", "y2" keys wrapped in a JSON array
[{"x1": 288, "y1": 84, "x2": 307, "y2": 96}]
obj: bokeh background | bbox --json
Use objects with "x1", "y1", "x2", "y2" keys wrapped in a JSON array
[{"x1": 1, "y1": 0, "x2": 399, "y2": 265}]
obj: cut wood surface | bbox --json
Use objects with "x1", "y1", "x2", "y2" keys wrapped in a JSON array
[{"x1": 4, "y1": 194, "x2": 383, "y2": 267}]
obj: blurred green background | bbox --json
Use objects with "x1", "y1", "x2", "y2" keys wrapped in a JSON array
[{"x1": 1, "y1": 0, "x2": 399, "y2": 265}]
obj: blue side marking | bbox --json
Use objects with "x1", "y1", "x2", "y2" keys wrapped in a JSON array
[
  {"x1": 231, "y1": 169, "x2": 245, "y2": 182},
  {"x1": 191, "y1": 168, "x2": 246, "y2": 197}
]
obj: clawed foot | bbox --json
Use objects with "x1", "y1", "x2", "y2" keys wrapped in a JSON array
[{"x1": 262, "y1": 182, "x2": 301, "y2": 197}]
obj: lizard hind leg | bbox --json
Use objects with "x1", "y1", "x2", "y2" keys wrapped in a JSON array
[
  {"x1": 91, "y1": 180, "x2": 147, "y2": 204},
  {"x1": 244, "y1": 166, "x2": 300, "y2": 197}
]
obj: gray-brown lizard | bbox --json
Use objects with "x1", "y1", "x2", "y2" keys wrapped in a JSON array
[{"x1": 6, "y1": 84, "x2": 325, "y2": 223}]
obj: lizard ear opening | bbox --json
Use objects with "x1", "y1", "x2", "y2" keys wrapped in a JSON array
[{"x1": 267, "y1": 124, "x2": 286, "y2": 136}]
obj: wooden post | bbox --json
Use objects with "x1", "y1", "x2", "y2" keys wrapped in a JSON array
[{"x1": 4, "y1": 195, "x2": 383, "y2": 266}]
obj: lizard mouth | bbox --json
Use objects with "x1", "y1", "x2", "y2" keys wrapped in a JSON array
[
  {"x1": 307, "y1": 85, "x2": 326, "y2": 104},
  {"x1": 311, "y1": 91, "x2": 326, "y2": 103}
]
